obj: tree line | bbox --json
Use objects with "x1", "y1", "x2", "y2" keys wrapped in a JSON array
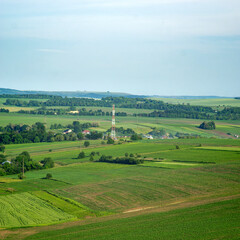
[{"x1": 0, "y1": 121, "x2": 103, "y2": 145}]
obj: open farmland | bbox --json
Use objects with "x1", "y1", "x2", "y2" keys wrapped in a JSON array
[
  {"x1": 19, "y1": 197, "x2": 240, "y2": 240},
  {"x1": 152, "y1": 97, "x2": 240, "y2": 107},
  {"x1": 0, "y1": 192, "x2": 74, "y2": 228},
  {"x1": 0, "y1": 97, "x2": 240, "y2": 239}
]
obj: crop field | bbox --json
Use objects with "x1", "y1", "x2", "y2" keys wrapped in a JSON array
[
  {"x1": 22, "y1": 197, "x2": 240, "y2": 240},
  {"x1": 0, "y1": 192, "x2": 74, "y2": 228},
  {"x1": 152, "y1": 97, "x2": 240, "y2": 107}
]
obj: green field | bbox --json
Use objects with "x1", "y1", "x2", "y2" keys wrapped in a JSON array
[
  {"x1": 1, "y1": 112, "x2": 240, "y2": 138},
  {"x1": 0, "y1": 192, "x2": 74, "y2": 228},
  {"x1": 152, "y1": 97, "x2": 240, "y2": 107},
  {"x1": 23, "y1": 197, "x2": 240, "y2": 240},
  {"x1": 0, "y1": 97, "x2": 240, "y2": 239}
]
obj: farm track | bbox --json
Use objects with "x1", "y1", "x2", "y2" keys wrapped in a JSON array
[{"x1": 1, "y1": 193, "x2": 239, "y2": 240}]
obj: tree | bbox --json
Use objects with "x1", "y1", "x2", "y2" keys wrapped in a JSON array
[
  {"x1": 131, "y1": 134, "x2": 142, "y2": 141},
  {"x1": 176, "y1": 145, "x2": 180, "y2": 149},
  {"x1": 84, "y1": 141, "x2": 90, "y2": 147},
  {"x1": 41, "y1": 157, "x2": 54, "y2": 169},
  {"x1": 78, "y1": 151, "x2": 85, "y2": 159},
  {"x1": 107, "y1": 138, "x2": 114, "y2": 144},
  {"x1": 34, "y1": 136, "x2": 40, "y2": 143},
  {"x1": 0, "y1": 145, "x2": 5, "y2": 153},
  {"x1": 46, "y1": 173, "x2": 52, "y2": 179},
  {"x1": 199, "y1": 121, "x2": 216, "y2": 130}
]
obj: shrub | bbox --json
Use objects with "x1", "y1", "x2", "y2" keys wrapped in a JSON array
[
  {"x1": 107, "y1": 138, "x2": 114, "y2": 144},
  {"x1": 84, "y1": 141, "x2": 90, "y2": 148},
  {"x1": 41, "y1": 157, "x2": 54, "y2": 169},
  {"x1": 46, "y1": 173, "x2": 52, "y2": 179},
  {"x1": 18, "y1": 172, "x2": 25, "y2": 179},
  {"x1": 77, "y1": 151, "x2": 85, "y2": 159},
  {"x1": 176, "y1": 145, "x2": 180, "y2": 149}
]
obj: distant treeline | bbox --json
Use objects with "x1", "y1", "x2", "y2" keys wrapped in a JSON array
[
  {"x1": 0, "y1": 94, "x2": 61, "y2": 99},
  {"x1": 3, "y1": 96, "x2": 240, "y2": 120},
  {"x1": 234, "y1": 97, "x2": 240, "y2": 100},
  {"x1": 18, "y1": 108, "x2": 127, "y2": 117}
]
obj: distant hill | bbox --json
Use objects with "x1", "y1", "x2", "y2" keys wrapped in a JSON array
[
  {"x1": 0, "y1": 88, "x2": 147, "y2": 99},
  {"x1": 0, "y1": 88, "x2": 234, "y2": 99}
]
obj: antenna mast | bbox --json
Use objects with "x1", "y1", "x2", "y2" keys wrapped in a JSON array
[{"x1": 111, "y1": 104, "x2": 116, "y2": 139}]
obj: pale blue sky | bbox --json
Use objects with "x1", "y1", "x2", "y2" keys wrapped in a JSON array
[{"x1": 0, "y1": 0, "x2": 240, "y2": 96}]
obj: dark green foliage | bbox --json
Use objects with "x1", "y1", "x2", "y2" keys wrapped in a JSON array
[
  {"x1": 41, "y1": 157, "x2": 54, "y2": 169},
  {"x1": 176, "y1": 145, "x2": 180, "y2": 149},
  {"x1": 199, "y1": 121, "x2": 216, "y2": 130},
  {"x1": 125, "y1": 153, "x2": 128, "y2": 157},
  {"x1": 46, "y1": 173, "x2": 52, "y2": 179},
  {"x1": 0, "y1": 108, "x2": 9, "y2": 113},
  {"x1": 106, "y1": 127, "x2": 136, "y2": 136},
  {"x1": 99, "y1": 155, "x2": 144, "y2": 165},
  {"x1": 131, "y1": 134, "x2": 142, "y2": 141},
  {"x1": 84, "y1": 141, "x2": 90, "y2": 148},
  {"x1": 0, "y1": 144, "x2": 5, "y2": 153},
  {"x1": 86, "y1": 131, "x2": 103, "y2": 140},
  {"x1": 18, "y1": 172, "x2": 25, "y2": 179},
  {"x1": 107, "y1": 138, "x2": 114, "y2": 144},
  {"x1": 77, "y1": 151, "x2": 85, "y2": 159},
  {"x1": 0, "y1": 121, "x2": 100, "y2": 145},
  {"x1": 89, "y1": 156, "x2": 94, "y2": 161}
]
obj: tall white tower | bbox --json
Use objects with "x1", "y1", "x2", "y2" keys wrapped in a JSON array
[{"x1": 111, "y1": 104, "x2": 116, "y2": 139}]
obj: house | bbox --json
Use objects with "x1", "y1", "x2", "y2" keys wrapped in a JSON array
[
  {"x1": 63, "y1": 129, "x2": 72, "y2": 134},
  {"x1": 69, "y1": 111, "x2": 79, "y2": 114},
  {"x1": 2, "y1": 161, "x2": 11, "y2": 165},
  {"x1": 82, "y1": 130, "x2": 90, "y2": 135}
]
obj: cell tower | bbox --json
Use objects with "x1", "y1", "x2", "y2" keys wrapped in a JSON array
[{"x1": 111, "y1": 104, "x2": 116, "y2": 139}]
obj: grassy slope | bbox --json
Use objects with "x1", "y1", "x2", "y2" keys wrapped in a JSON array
[{"x1": 24, "y1": 197, "x2": 240, "y2": 240}]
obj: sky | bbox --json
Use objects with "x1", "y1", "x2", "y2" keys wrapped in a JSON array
[{"x1": 0, "y1": 0, "x2": 240, "y2": 96}]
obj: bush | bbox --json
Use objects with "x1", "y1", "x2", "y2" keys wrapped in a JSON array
[
  {"x1": 0, "y1": 145, "x2": 5, "y2": 153},
  {"x1": 78, "y1": 151, "x2": 85, "y2": 159},
  {"x1": 46, "y1": 173, "x2": 52, "y2": 179},
  {"x1": 199, "y1": 121, "x2": 216, "y2": 130},
  {"x1": 49, "y1": 149, "x2": 52, "y2": 152},
  {"x1": 41, "y1": 157, "x2": 54, "y2": 169},
  {"x1": 84, "y1": 141, "x2": 90, "y2": 148},
  {"x1": 176, "y1": 145, "x2": 180, "y2": 149},
  {"x1": 130, "y1": 134, "x2": 142, "y2": 141},
  {"x1": 107, "y1": 138, "x2": 114, "y2": 144},
  {"x1": 101, "y1": 141, "x2": 105, "y2": 145},
  {"x1": 18, "y1": 172, "x2": 25, "y2": 179}
]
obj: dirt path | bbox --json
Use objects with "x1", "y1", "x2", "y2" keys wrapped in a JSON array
[{"x1": 1, "y1": 193, "x2": 239, "y2": 240}]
